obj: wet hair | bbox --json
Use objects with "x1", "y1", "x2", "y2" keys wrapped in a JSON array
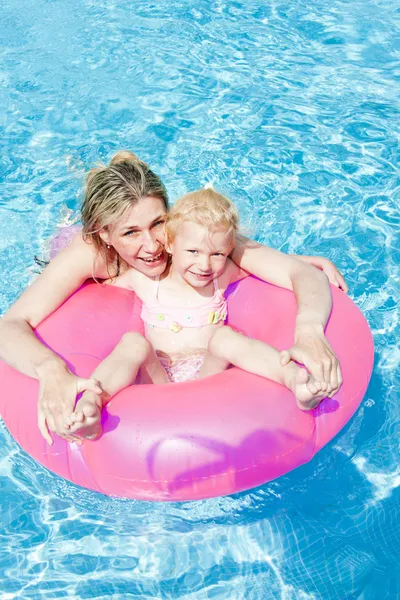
[
  {"x1": 165, "y1": 187, "x2": 240, "y2": 247},
  {"x1": 81, "y1": 150, "x2": 169, "y2": 274}
]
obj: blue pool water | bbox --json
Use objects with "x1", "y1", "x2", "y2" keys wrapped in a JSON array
[{"x1": 1, "y1": 0, "x2": 399, "y2": 598}]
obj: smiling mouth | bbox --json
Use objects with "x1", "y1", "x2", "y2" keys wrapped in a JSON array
[
  {"x1": 190, "y1": 271, "x2": 212, "y2": 277},
  {"x1": 139, "y1": 251, "x2": 164, "y2": 263}
]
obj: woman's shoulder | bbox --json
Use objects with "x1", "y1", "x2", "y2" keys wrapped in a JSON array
[
  {"x1": 68, "y1": 233, "x2": 120, "y2": 280},
  {"x1": 3, "y1": 233, "x2": 99, "y2": 326},
  {"x1": 106, "y1": 266, "x2": 154, "y2": 299}
]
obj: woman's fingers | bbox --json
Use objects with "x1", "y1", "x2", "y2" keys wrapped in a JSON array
[
  {"x1": 296, "y1": 346, "x2": 325, "y2": 383},
  {"x1": 331, "y1": 272, "x2": 348, "y2": 293},
  {"x1": 326, "y1": 362, "x2": 343, "y2": 398},
  {"x1": 337, "y1": 363, "x2": 343, "y2": 388},
  {"x1": 329, "y1": 353, "x2": 342, "y2": 394},
  {"x1": 281, "y1": 347, "x2": 325, "y2": 384},
  {"x1": 322, "y1": 353, "x2": 336, "y2": 392},
  {"x1": 280, "y1": 350, "x2": 291, "y2": 366},
  {"x1": 332, "y1": 363, "x2": 343, "y2": 397},
  {"x1": 38, "y1": 406, "x2": 83, "y2": 445},
  {"x1": 37, "y1": 370, "x2": 88, "y2": 443},
  {"x1": 38, "y1": 410, "x2": 53, "y2": 445},
  {"x1": 328, "y1": 370, "x2": 337, "y2": 395},
  {"x1": 47, "y1": 400, "x2": 69, "y2": 434},
  {"x1": 76, "y1": 377, "x2": 102, "y2": 395},
  {"x1": 283, "y1": 333, "x2": 343, "y2": 394},
  {"x1": 318, "y1": 259, "x2": 349, "y2": 293},
  {"x1": 336, "y1": 271, "x2": 349, "y2": 293}
]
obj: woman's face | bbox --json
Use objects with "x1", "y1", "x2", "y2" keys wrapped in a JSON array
[{"x1": 102, "y1": 196, "x2": 169, "y2": 276}]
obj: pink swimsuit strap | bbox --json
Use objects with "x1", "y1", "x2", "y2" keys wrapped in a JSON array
[{"x1": 141, "y1": 276, "x2": 227, "y2": 332}]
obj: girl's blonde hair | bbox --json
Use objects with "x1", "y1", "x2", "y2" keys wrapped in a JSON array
[
  {"x1": 81, "y1": 150, "x2": 168, "y2": 273},
  {"x1": 165, "y1": 188, "x2": 239, "y2": 246}
]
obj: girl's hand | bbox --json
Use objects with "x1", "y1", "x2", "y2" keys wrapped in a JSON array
[
  {"x1": 37, "y1": 363, "x2": 102, "y2": 445},
  {"x1": 280, "y1": 324, "x2": 343, "y2": 397},
  {"x1": 295, "y1": 256, "x2": 348, "y2": 293}
]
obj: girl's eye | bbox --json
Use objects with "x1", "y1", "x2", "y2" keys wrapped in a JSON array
[
  {"x1": 213, "y1": 253, "x2": 224, "y2": 257},
  {"x1": 187, "y1": 250, "x2": 198, "y2": 254},
  {"x1": 153, "y1": 220, "x2": 165, "y2": 227}
]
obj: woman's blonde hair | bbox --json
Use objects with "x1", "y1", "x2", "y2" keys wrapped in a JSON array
[
  {"x1": 165, "y1": 187, "x2": 239, "y2": 245},
  {"x1": 81, "y1": 150, "x2": 168, "y2": 274}
]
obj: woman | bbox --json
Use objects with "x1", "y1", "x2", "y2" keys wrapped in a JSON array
[{"x1": 0, "y1": 151, "x2": 345, "y2": 445}]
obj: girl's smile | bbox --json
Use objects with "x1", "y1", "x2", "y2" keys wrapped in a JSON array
[{"x1": 167, "y1": 221, "x2": 234, "y2": 289}]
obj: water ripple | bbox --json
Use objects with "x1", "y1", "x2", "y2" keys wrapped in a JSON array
[{"x1": 1, "y1": 0, "x2": 399, "y2": 598}]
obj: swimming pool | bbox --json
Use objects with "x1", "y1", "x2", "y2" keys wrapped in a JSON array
[{"x1": 1, "y1": 0, "x2": 399, "y2": 598}]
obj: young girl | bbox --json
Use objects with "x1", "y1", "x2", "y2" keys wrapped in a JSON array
[{"x1": 66, "y1": 187, "x2": 338, "y2": 440}]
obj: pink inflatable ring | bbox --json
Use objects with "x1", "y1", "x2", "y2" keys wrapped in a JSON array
[{"x1": 0, "y1": 277, "x2": 373, "y2": 501}]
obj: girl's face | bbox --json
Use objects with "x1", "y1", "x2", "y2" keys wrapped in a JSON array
[
  {"x1": 101, "y1": 196, "x2": 169, "y2": 276},
  {"x1": 167, "y1": 221, "x2": 234, "y2": 288}
]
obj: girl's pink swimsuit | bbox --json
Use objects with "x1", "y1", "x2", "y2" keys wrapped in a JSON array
[{"x1": 141, "y1": 276, "x2": 228, "y2": 382}]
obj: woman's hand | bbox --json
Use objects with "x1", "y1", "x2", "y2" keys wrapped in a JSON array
[
  {"x1": 280, "y1": 324, "x2": 343, "y2": 397},
  {"x1": 295, "y1": 256, "x2": 348, "y2": 293},
  {"x1": 0, "y1": 233, "x2": 109, "y2": 444},
  {"x1": 37, "y1": 362, "x2": 102, "y2": 445},
  {"x1": 218, "y1": 237, "x2": 345, "y2": 397}
]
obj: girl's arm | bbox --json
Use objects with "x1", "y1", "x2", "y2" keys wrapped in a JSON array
[
  {"x1": 294, "y1": 255, "x2": 348, "y2": 293},
  {"x1": 231, "y1": 235, "x2": 342, "y2": 395},
  {"x1": 0, "y1": 234, "x2": 108, "y2": 444}
]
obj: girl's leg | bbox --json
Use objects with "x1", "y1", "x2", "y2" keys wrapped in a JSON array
[
  {"x1": 138, "y1": 345, "x2": 170, "y2": 385},
  {"x1": 208, "y1": 326, "x2": 329, "y2": 410},
  {"x1": 198, "y1": 352, "x2": 231, "y2": 379},
  {"x1": 65, "y1": 332, "x2": 166, "y2": 440}
]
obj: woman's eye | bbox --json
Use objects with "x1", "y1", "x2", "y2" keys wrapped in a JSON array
[
  {"x1": 123, "y1": 230, "x2": 139, "y2": 237},
  {"x1": 153, "y1": 220, "x2": 165, "y2": 227}
]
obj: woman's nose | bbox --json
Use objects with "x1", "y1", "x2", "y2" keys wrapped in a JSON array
[{"x1": 142, "y1": 231, "x2": 160, "y2": 254}]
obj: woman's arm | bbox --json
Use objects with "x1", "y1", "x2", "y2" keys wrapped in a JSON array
[
  {"x1": 0, "y1": 234, "x2": 106, "y2": 444},
  {"x1": 294, "y1": 255, "x2": 348, "y2": 293},
  {"x1": 231, "y1": 235, "x2": 342, "y2": 395}
]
